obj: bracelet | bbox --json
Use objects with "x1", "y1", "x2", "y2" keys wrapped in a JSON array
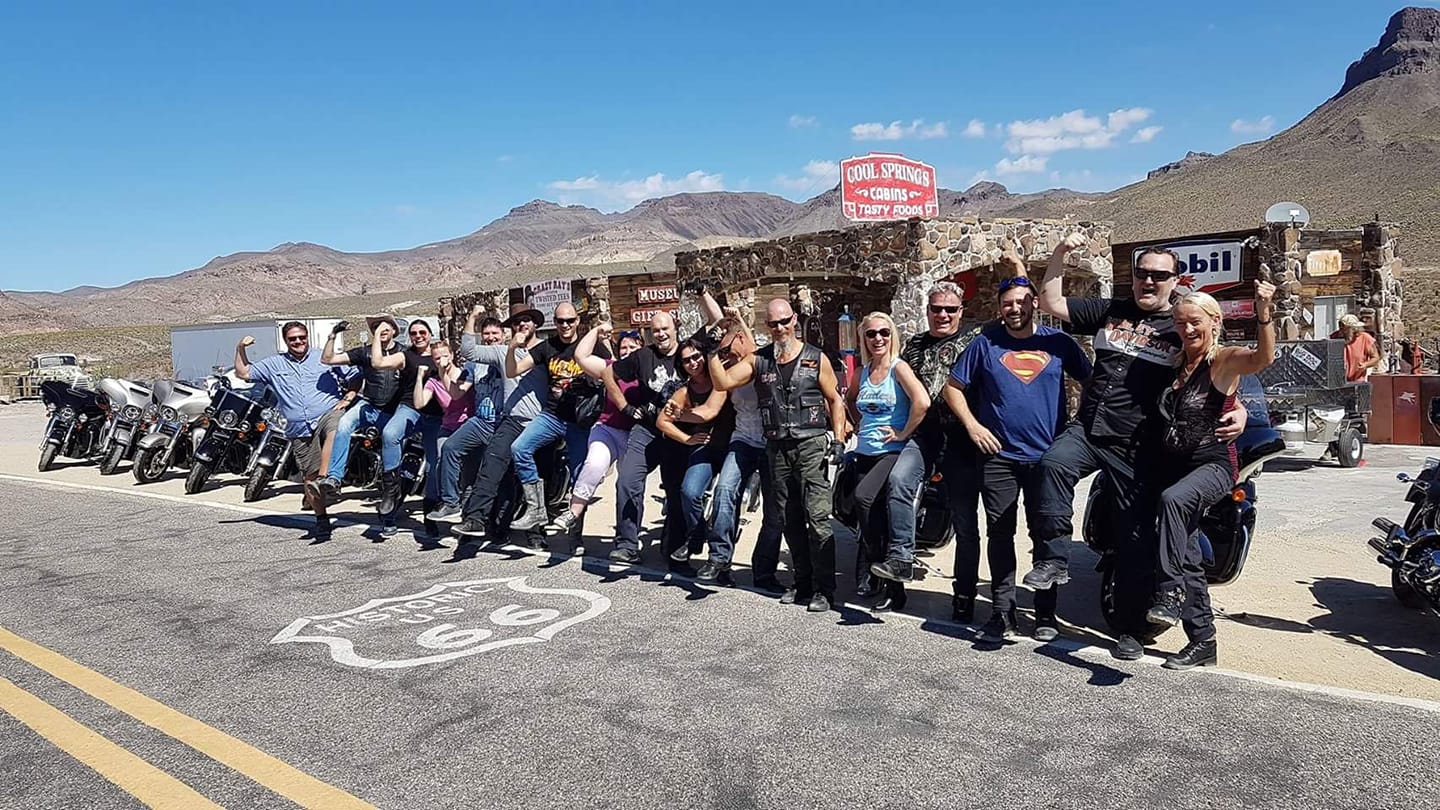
[{"x1": 1257, "y1": 318, "x2": 1273, "y2": 325}]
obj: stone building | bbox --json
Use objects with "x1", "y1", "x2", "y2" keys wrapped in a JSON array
[{"x1": 673, "y1": 217, "x2": 1113, "y2": 346}]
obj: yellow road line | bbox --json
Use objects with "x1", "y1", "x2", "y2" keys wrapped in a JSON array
[
  {"x1": 0, "y1": 678, "x2": 225, "y2": 810},
  {"x1": 0, "y1": 627, "x2": 376, "y2": 810}
]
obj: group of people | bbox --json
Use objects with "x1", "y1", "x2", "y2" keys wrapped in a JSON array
[{"x1": 235, "y1": 235, "x2": 1279, "y2": 671}]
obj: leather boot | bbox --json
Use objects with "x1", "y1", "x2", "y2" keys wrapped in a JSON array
[
  {"x1": 510, "y1": 480, "x2": 548, "y2": 532},
  {"x1": 378, "y1": 470, "x2": 403, "y2": 517},
  {"x1": 1162, "y1": 638, "x2": 1217, "y2": 671},
  {"x1": 421, "y1": 497, "x2": 440, "y2": 539}
]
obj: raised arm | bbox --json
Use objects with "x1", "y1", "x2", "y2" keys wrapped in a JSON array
[
  {"x1": 575, "y1": 326, "x2": 608, "y2": 379},
  {"x1": 602, "y1": 365, "x2": 627, "y2": 413},
  {"x1": 412, "y1": 366, "x2": 434, "y2": 410},
  {"x1": 698, "y1": 289, "x2": 724, "y2": 327},
  {"x1": 321, "y1": 324, "x2": 350, "y2": 366},
  {"x1": 1038, "y1": 232, "x2": 1087, "y2": 323},
  {"x1": 234, "y1": 336, "x2": 255, "y2": 381},
  {"x1": 708, "y1": 354, "x2": 754, "y2": 392},
  {"x1": 505, "y1": 323, "x2": 537, "y2": 378},
  {"x1": 1218, "y1": 280, "x2": 1278, "y2": 380}
]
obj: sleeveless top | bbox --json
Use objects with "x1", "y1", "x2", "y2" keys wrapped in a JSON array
[
  {"x1": 1159, "y1": 358, "x2": 1238, "y2": 475},
  {"x1": 854, "y1": 361, "x2": 911, "y2": 455},
  {"x1": 677, "y1": 383, "x2": 735, "y2": 448}
]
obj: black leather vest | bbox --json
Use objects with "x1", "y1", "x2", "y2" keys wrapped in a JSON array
[{"x1": 753, "y1": 343, "x2": 828, "y2": 441}]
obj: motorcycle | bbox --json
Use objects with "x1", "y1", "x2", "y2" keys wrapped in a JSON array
[
  {"x1": 131, "y1": 379, "x2": 211, "y2": 484},
  {"x1": 343, "y1": 424, "x2": 426, "y2": 496},
  {"x1": 1366, "y1": 397, "x2": 1440, "y2": 614},
  {"x1": 94, "y1": 377, "x2": 155, "y2": 474},
  {"x1": 244, "y1": 420, "x2": 295, "y2": 502},
  {"x1": 38, "y1": 380, "x2": 109, "y2": 471},
  {"x1": 1084, "y1": 421, "x2": 1288, "y2": 638},
  {"x1": 186, "y1": 379, "x2": 275, "y2": 494}
]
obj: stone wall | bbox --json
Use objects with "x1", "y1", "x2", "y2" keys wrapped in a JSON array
[{"x1": 674, "y1": 217, "x2": 1112, "y2": 338}]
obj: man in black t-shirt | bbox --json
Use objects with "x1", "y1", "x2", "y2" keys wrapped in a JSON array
[
  {"x1": 604, "y1": 295, "x2": 722, "y2": 565},
  {"x1": 505, "y1": 302, "x2": 608, "y2": 535},
  {"x1": 1034, "y1": 233, "x2": 1246, "y2": 660}
]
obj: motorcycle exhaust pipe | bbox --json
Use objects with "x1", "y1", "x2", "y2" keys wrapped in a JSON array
[
  {"x1": 1368, "y1": 536, "x2": 1395, "y2": 557},
  {"x1": 1372, "y1": 517, "x2": 1399, "y2": 535}
]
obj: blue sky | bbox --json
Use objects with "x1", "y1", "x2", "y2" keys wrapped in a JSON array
[{"x1": 0, "y1": 0, "x2": 1424, "y2": 291}]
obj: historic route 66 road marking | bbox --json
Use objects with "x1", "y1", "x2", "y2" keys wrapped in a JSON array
[{"x1": 269, "y1": 577, "x2": 611, "y2": 669}]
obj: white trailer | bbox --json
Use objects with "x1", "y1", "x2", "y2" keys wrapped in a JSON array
[{"x1": 170, "y1": 318, "x2": 351, "y2": 382}]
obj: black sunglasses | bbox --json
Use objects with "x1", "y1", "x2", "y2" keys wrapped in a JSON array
[
  {"x1": 928, "y1": 305, "x2": 960, "y2": 315},
  {"x1": 555, "y1": 317, "x2": 579, "y2": 326},
  {"x1": 285, "y1": 335, "x2": 308, "y2": 342},
  {"x1": 680, "y1": 354, "x2": 705, "y2": 365},
  {"x1": 766, "y1": 315, "x2": 794, "y2": 329},
  {"x1": 1133, "y1": 268, "x2": 1178, "y2": 282},
  {"x1": 864, "y1": 328, "x2": 891, "y2": 339},
  {"x1": 998, "y1": 277, "x2": 1034, "y2": 293}
]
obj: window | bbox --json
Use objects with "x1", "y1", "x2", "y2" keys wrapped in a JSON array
[{"x1": 1313, "y1": 295, "x2": 1353, "y2": 339}]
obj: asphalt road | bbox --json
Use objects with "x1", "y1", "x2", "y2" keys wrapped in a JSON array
[{"x1": 3, "y1": 476, "x2": 1439, "y2": 810}]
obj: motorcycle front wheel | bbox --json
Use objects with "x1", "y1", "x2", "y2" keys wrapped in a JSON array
[
  {"x1": 98, "y1": 442, "x2": 125, "y2": 475},
  {"x1": 244, "y1": 466, "x2": 273, "y2": 502},
  {"x1": 1099, "y1": 564, "x2": 1166, "y2": 643},
  {"x1": 1393, "y1": 569, "x2": 1427, "y2": 609},
  {"x1": 132, "y1": 445, "x2": 169, "y2": 484},
  {"x1": 38, "y1": 443, "x2": 58, "y2": 472},
  {"x1": 185, "y1": 460, "x2": 214, "y2": 494}
]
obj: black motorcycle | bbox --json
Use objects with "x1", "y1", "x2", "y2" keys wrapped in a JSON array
[
  {"x1": 186, "y1": 380, "x2": 273, "y2": 494},
  {"x1": 38, "y1": 381, "x2": 109, "y2": 471},
  {"x1": 1084, "y1": 422, "x2": 1287, "y2": 638},
  {"x1": 1367, "y1": 398, "x2": 1440, "y2": 615},
  {"x1": 344, "y1": 424, "x2": 426, "y2": 496},
  {"x1": 244, "y1": 420, "x2": 295, "y2": 502}
]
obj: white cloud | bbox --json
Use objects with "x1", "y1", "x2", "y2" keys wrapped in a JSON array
[
  {"x1": 788, "y1": 114, "x2": 818, "y2": 128},
  {"x1": 1231, "y1": 115, "x2": 1275, "y2": 135},
  {"x1": 774, "y1": 160, "x2": 838, "y2": 194},
  {"x1": 495, "y1": 154, "x2": 514, "y2": 163},
  {"x1": 1130, "y1": 125, "x2": 1163, "y2": 144},
  {"x1": 995, "y1": 155, "x2": 1048, "y2": 175},
  {"x1": 962, "y1": 119, "x2": 987, "y2": 138},
  {"x1": 850, "y1": 119, "x2": 949, "y2": 141},
  {"x1": 1003, "y1": 107, "x2": 1153, "y2": 153},
  {"x1": 546, "y1": 170, "x2": 725, "y2": 205}
]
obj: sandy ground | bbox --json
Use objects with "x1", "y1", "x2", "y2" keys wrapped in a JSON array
[{"x1": 3, "y1": 400, "x2": 1437, "y2": 702}]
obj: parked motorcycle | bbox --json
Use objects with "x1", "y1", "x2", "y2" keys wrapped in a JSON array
[
  {"x1": 1084, "y1": 422, "x2": 1288, "y2": 638},
  {"x1": 342, "y1": 424, "x2": 426, "y2": 495},
  {"x1": 38, "y1": 380, "x2": 109, "y2": 471},
  {"x1": 244, "y1": 417, "x2": 295, "y2": 502},
  {"x1": 131, "y1": 379, "x2": 211, "y2": 484},
  {"x1": 94, "y1": 377, "x2": 155, "y2": 474},
  {"x1": 186, "y1": 379, "x2": 274, "y2": 494},
  {"x1": 1366, "y1": 397, "x2": 1440, "y2": 614}
]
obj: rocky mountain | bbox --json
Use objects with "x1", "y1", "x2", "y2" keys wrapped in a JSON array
[
  {"x1": 5, "y1": 7, "x2": 1437, "y2": 338},
  {"x1": 1007, "y1": 6, "x2": 1440, "y2": 263}
]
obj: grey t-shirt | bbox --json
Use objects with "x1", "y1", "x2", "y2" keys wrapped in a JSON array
[{"x1": 460, "y1": 334, "x2": 543, "y2": 421}]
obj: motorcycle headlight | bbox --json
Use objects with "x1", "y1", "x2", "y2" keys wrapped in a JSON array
[
  {"x1": 160, "y1": 405, "x2": 178, "y2": 422},
  {"x1": 217, "y1": 410, "x2": 238, "y2": 428},
  {"x1": 273, "y1": 414, "x2": 288, "y2": 431},
  {"x1": 143, "y1": 404, "x2": 159, "y2": 420},
  {"x1": 260, "y1": 407, "x2": 278, "y2": 423},
  {"x1": 59, "y1": 406, "x2": 76, "y2": 421},
  {"x1": 122, "y1": 404, "x2": 142, "y2": 420}
]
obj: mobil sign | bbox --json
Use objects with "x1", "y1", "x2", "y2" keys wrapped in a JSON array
[
  {"x1": 1134, "y1": 239, "x2": 1246, "y2": 294},
  {"x1": 841, "y1": 153, "x2": 940, "y2": 222}
]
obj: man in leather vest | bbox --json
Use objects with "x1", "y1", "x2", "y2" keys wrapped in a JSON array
[{"x1": 712, "y1": 298, "x2": 848, "y2": 612}]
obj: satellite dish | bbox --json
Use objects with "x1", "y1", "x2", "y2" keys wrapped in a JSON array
[{"x1": 1265, "y1": 201, "x2": 1310, "y2": 227}]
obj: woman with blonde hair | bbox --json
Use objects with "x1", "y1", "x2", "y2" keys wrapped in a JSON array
[
  {"x1": 845, "y1": 312, "x2": 930, "y2": 611},
  {"x1": 1145, "y1": 280, "x2": 1276, "y2": 670}
]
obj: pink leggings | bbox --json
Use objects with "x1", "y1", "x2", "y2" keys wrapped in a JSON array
[{"x1": 571, "y1": 423, "x2": 630, "y2": 501}]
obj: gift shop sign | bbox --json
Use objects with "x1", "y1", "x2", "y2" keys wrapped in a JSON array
[
  {"x1": 631, "y1": 307, "x2": 680, "y2": 326},
  {"x1": 841, "y1": 153, "x2": 940, "y2": 222},
  {"x1": 1133, "y1": 240, "x2": 1245, "y2": 295}
]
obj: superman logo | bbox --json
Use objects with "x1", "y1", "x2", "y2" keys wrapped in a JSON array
[{"x1": 1000, "y1": 350, "x2": 1051, "y2": 384}]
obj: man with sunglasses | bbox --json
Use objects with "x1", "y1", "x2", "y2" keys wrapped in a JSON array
[
  {"x1": 880, "y1": 281, "x2": 986, "y2": 623},
  {"x1": 235, "y1": 321, "x2": 358, "y2": 541},
  {"x1": 945, "y1": 272, "x2": 1091, "y2": 642},
  {"x1": 503, "y1": 301, "x2": 606, "y2": 538},
  {"x1": 604, "y1": 294, "x2": 723, "y2": 566},
  {"x1": 710, "y1": 298, "x2": 849, "y2": 612},
  {"x1": 1035, "y1": 233, "x2": 1246, "y2": 660}
]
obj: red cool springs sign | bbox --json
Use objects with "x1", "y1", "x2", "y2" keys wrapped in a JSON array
[{"x1": 841, "y1": 153, "x2": 940, "y2": 222}]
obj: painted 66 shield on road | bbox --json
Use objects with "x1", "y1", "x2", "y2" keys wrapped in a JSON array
[{"x1": 270, "y1": 577, "x2": 611, "y2": 669}]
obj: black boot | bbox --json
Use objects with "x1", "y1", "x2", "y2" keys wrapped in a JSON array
[
  {"x1": 874, "y1": 582, "x2": 907, "y2": 612},
  {"x1": 951, "y1": 594, "x2": 975, "y2": 624},
  {"x1": 1163, "y1": 638, "x2": 1218, "y2": 671},
  {"x1": 421, "y1": 497, "x2": 441, "y2": 540},
  {"x1": 1146, "y1": 589, "x2": 1185, "y2": 628},
  {"x1": 377, "y1": 470, "x2": 403, "y2": 518}
]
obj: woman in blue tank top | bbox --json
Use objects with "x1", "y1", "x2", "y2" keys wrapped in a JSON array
[{"x1": 844, "y1": 312, "x2": 930, "y2": 611}]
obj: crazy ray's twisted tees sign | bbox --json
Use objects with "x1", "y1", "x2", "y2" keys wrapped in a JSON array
[
  {"x1": 524, "y1": 279, "x2": 573, "y2": 316},
  {"x1": 841, "y1": 153, "x2": 940, "y2": 222}
]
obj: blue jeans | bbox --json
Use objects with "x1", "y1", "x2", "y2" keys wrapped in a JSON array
[
  {"x1": 707, "y1": 440, "x2": 782, "y2": 573},
  {"x1": 327, "y1": 402, "x2": 390, "y2": 480},
  {"x1": 884, "y1": 439, "x2": 926, "y2": 564},
  {"x1": 435, "y1": 416, "x2": 496, "y2": 505},
  {"x1": 673, "y1": 441, "x2": 725, "y2": 553},
  {"x1": 511, "y1": 411, "x2": 589, "y2": 486},
  {"x1": 416, "y1": 413, "x2": 445, "y2": 500},
  {"x1": 614, "y1": 424, "x2": 685, "y2": 554}
]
